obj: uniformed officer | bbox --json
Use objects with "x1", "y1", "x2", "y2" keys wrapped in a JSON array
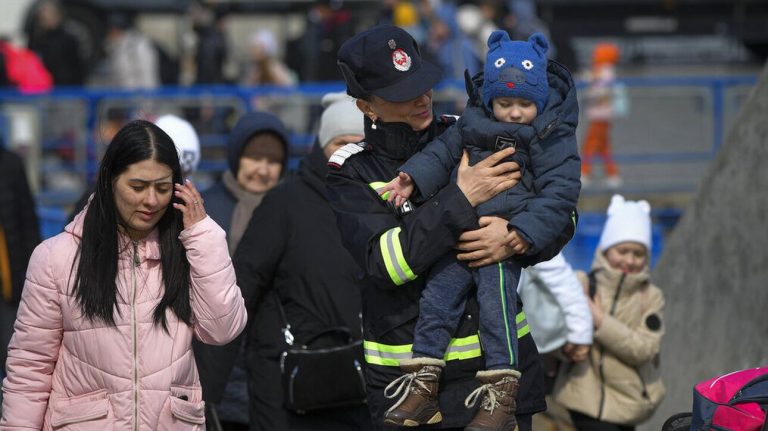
[{"x1": 326, "y1": 24, "x2": 547, "y2": 431}]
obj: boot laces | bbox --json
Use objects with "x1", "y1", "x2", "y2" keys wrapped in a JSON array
[
  {"x1": 384, "y1": 367, "x2": 438, "y2": 414},
  {"x1": 464, "y1": 382, "x2": 502, "y2": 414}
]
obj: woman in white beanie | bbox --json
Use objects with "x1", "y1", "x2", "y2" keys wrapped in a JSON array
[
  {"x1": 553, "y1": 194, "x2": 666, "y2": 431},
  {"x1": 155, "y1": 114, "x2": 201, "y2": 178}
]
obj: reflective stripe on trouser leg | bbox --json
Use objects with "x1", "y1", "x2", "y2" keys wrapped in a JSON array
[
  {"x1": 364, "y1": 334, "x2": 483, "y2": 366},
  {"x1": 364, "y1": 313, "x2": 529, "y2": 367}
]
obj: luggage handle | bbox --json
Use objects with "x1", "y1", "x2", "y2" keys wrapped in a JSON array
[{"x1": 730, "y1": 372, "x2": 768, "y2": 404}]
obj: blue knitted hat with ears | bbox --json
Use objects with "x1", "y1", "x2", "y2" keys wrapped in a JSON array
[{"x1": 482, "y1": 31, "x2": 550, "y2": 114}]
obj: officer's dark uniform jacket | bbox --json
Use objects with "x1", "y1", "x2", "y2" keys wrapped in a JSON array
[
  {"x1": 326, "y1": 114, "x2": 546, "y2": 428},
  {"x1": 400, "y1": 62, "x2": 581, "y2": 268}
]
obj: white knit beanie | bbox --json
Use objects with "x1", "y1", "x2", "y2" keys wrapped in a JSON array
[
  {"x1": 155, "y1": 114, "x2": 201, "y2": 175},
  {"x1": 597, "y1": 194, "x2": 652, "y2": 252},
  {"x1": 249, "y1": 29, "x2": 277, "y2": 57},
  {"x1": 318, "y1": 92, "x2": 364, "y2": 149}
]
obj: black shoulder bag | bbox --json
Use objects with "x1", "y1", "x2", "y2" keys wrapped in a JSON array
[{"x1": 274, "y1": 294, "x2": 368, "y2": 413}]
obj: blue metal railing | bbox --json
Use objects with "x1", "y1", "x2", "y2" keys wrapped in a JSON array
[
  {"x1": 611, "y1": 74, "x2": 757, "y2": 152},
  {"x1": 1, "y1": 74, "x2": 756, "y2": 178},
  {"x1": 1, "y1": 73, "x2": 757, "y2": 269}
]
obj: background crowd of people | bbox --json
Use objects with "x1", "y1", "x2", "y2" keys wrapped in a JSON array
[{"x1": 0, "y1": 0, "x2": 555, "y2": 93}]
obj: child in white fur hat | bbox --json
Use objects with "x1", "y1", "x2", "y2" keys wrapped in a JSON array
[{"x1": 553, "y1": 194, "x2": 666, "y2": 431}]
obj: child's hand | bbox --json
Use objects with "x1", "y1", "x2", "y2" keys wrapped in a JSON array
[
  {"x1": 378, "y1": 172, "x2": 414, "y2": 207},
  {"x1": 562, "y1": 343, "x2": 590, "y2": 363},
  {"x1": 506, "y1": 229, "x2": 530, "y2": 255},
  {"x1": 582, "y1": 286, "x2": 604, "y2": 329}
]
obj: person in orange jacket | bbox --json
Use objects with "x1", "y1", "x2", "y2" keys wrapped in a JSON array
[{"x1": 581, "y1": 42, "x2": 622, "y2": 188}]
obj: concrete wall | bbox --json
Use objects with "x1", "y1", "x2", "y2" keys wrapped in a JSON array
[{"x1": 641, "y1": 60, "x2": 768, "y2": 430}]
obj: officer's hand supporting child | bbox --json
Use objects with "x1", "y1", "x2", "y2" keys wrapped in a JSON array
[{"x1": 455, "y1": 147, "x2": 518, "y2": 207}]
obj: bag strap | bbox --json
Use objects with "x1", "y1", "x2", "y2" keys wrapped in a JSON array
[
  {"x1": 272, "y1": 291, "x2": 295, "y2": 346},
  {"x1": 303, "y1": 327, "x2": 355, "y2": 347},
  {"x1": 588, "y1": 270, "x2": 597, "y2": 299}
]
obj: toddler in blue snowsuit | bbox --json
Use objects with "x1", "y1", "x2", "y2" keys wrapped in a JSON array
[{"x1": 380, "y1": 31, "x2": 581, "y2": 430}]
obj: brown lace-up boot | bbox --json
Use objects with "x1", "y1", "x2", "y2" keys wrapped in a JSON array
[
  {"x1": 464, "y1": 369, "x2": 521, "y2": 431},
  {"x1": 383, "y1": 357, "x2": 445, "y2": 427}
]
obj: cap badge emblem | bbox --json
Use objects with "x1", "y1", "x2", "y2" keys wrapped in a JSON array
[
  {"x1": 392, "y1": 48, "x2": 412, "y2": 72},
  {"x1": 388, "y1": 39, "x2": 397, "y2": 49}
]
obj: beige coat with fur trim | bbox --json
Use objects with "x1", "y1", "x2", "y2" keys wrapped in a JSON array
[{"x1": 553, "y1": 250, "x2": 666, "y2": 425}]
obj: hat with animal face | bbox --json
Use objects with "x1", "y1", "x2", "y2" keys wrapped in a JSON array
[{"x1": 483, "y1": 31, "x2": 549, "y2": 114}]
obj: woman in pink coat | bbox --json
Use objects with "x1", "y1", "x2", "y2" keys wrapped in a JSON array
[{"x1": 0, "y1": 120, "x2": 247, "y2": 430}]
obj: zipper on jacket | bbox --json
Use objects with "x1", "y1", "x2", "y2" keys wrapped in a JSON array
[
  {"x1": 608, "y1": 273, "x2": 625, "y2": 316},
  {"x1": 597, "y1": 273, "x2": 626, "y2": 420},
  {"x1": 132, "y1": 240, "x2": 139, "y2": 431},
  {"x1": 611, "y1": 274, "x2": 651, "y2": 403},
  {"x1": 538, "y1": 119, "x2": 559, "y2": 139}
]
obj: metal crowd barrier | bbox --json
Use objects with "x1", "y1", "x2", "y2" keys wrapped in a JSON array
[{"x1": 0, "y1": 74, "x2": 757, "y2": 268}]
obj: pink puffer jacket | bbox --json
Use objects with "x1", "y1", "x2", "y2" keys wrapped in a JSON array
[{"x1": 1, "y1": 211, "x2": 247, "y2": 430}]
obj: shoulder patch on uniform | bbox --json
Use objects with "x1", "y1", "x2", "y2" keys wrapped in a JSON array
[
  {"x1": 439, "y1": 114, "x2": 460, "y2": 126},
  {"x1": 645, "y1": 314, "x2": 662, "y2": 331},
  {"x1": 327, "y1": 142, "x2": 367, "y2": 169}
]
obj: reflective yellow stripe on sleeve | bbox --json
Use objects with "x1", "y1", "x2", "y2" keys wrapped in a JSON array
[
  {"x1": 364, "y1": 311, "x2": 530, "y2": 366},
  {"x1": 369, "y1": 181, "x2": 391, "y2": 201},
  {"x1": 379, "y1": 227, "x2": 417, "y2": 286}
]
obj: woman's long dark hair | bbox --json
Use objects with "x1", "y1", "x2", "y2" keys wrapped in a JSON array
[{"x1": 73, "y1": 119, "x2": 191, "y2": 329}]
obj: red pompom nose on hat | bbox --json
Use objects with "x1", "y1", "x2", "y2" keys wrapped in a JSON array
[{"x1": 506, "y1": 83, "x2": 515, "y2": 89}]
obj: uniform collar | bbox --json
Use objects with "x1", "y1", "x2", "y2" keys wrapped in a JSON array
[{"x1": 363, "y1": 115, "x2": 437, "y2": 162}]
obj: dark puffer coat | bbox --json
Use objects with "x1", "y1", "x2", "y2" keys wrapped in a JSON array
[
  {"x1": 233, "y1": 142, "x2": 371, "y2": 430},
  {"x1": 0, "y1": 147, "x2": 40, "y2": 304}
]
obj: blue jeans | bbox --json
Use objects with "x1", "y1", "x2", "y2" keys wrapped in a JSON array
[{"x1": 412, "y1": 255, "x2": 522, "y2": 370}]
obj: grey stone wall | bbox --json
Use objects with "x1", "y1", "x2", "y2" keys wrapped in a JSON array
[{"x1": 641, "y1": 61, "x2": 768, "y2": 430}]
